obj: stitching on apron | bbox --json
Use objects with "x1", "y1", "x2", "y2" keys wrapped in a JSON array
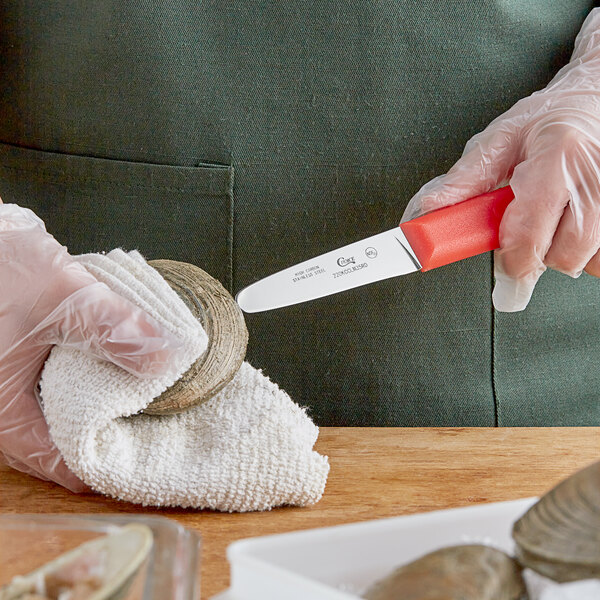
[
  {"x1": 0, "y1": 165, "x2": 228, "y2": 195},
  {"x1": 226, "y1": 165, "x2": 235, "y2": 294},
  {"x1": 491, "y1": 251, "x2": 500, "y2": 427}
]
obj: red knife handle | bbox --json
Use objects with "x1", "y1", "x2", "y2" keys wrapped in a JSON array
[{"x1": 399, "y1": 185, "x2": 515, "y2": 272}]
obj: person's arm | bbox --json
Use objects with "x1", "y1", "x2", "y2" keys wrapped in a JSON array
[
  {"x1": 0, "y1": 203, "x2": 183, "y2": 491},
  {"x1": 403, "y1": 8, "x2": 600, "y2": 312}
]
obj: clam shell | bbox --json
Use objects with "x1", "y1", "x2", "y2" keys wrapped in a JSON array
[
  {"x1": 363, "y1": 544, "x2": 527, "y2": 600},
  {"x1": 0, "y1": 524, "x2": 153, "y2": 600},
  {"x1": 144, "y1": 260, "x2": 248, "y2": 415},
  {"x1": 512, "y1": 459, "x2": 600, "y2": 582}
]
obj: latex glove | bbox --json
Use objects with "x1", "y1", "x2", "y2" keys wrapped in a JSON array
[
  {"x1": 402, "y1": 9, "x2": 600, "y2": 312},
  {"x1": 0, "y1": 202, "x2": 184, "y2": 492}
]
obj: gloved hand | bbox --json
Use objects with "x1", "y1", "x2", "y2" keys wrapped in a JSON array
[
  {"x1": 0, "y1": 202, "x2": 184, "y2": 492},
  {"x1": 402, "y1": 9, "x2": 600, "y2": 312}
]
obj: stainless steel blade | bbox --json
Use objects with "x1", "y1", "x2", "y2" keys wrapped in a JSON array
[{"x1": 236, "y1": 227, "x2": 421, "y2": 313}]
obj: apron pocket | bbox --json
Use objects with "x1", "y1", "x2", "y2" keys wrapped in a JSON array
[{"x1": 0, "y1": 143, "x2": 234, "y2": 290}]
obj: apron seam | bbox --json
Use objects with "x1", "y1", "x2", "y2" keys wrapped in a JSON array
[
  {"x1": 227, "y1": 164, "x2": 235, "y2": 295},
  {"x1": 0, "y1": 164, "x2": 228, "y2": 194},
  {"x1": 491, "y1": 252, "x2": 499, "y2": 427}
]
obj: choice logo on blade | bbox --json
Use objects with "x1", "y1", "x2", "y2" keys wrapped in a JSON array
[{"x1": 337, "y1": 256, "x2": 355, "y2": 267}]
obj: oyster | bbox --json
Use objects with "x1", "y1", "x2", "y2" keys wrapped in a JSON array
[
  {"x1": 512, "y1": 459, "x2": 600, "y2": 582},
  {"x1": 0, "y1": 523, "x2": 152, "y2": 600},
  {"x1": 363, "y1": 544, "x2": 527, "y2": 600}
]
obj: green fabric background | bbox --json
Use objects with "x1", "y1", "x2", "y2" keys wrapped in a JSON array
[{"x1": 0, "y1": 1, "x2": 597, "y2": 425}]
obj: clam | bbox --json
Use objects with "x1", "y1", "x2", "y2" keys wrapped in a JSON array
[
  {"x1": 363, "y1": 544, "x2": 527, "y2": 600},
  {"x1": 512, "y1": 459, "x2": 600, "y2": 582},
  {"x1": 0, "y1": 524, "x2": 152, "y2": 600},
  {"x1": 144, "y1": 259, "x2": 248, "y2": 415}
]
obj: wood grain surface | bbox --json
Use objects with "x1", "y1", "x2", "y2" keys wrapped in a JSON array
[{"x1": 1, "y1": 427, "x2": 598, "y2": 599}]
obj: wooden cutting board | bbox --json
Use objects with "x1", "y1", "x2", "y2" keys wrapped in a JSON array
[{"x1": 1, "y1": 427, "x2": 598, "y2": 599}]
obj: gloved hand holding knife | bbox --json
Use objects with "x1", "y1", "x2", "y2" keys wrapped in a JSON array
[
  {"x1": 238, "y1": 9, "x2": 600, "y2": 315},
  {"x1": 403, "y1": 9, "x2": 600, "y2": 312}
]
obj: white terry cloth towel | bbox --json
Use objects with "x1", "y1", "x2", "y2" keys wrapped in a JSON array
[{"x1": 40, "y1": 249, "x2": 329, "y2": 512}]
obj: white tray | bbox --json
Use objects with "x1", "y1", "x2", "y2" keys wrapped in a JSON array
[{"x1": 213, "y1": 497, "x2": 537, "y2": 600}]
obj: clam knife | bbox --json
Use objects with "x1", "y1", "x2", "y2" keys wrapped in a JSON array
[{"x1": 236, "y1": 185, "x2": 514, "y2": 313}]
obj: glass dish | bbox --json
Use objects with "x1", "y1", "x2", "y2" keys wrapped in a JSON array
[{"x1": 0, "y1": 513, "x2": 201, "y2": 599}]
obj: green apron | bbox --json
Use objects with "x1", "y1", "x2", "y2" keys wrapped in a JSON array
[{"x1": 0, "y1": 1, "x2": 597, "y2": 425}]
